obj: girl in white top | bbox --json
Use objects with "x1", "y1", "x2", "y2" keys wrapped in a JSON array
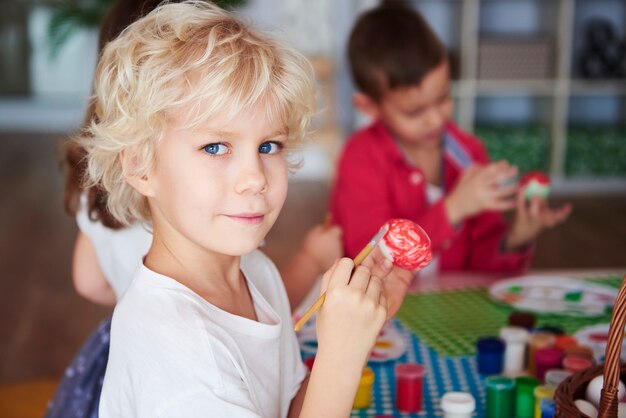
[{"x1": 77, "y1": 2, "x2": 412, "y2": 417}]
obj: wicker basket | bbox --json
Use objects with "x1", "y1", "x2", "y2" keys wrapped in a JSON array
[{"x1": 554, "y1": 274, "x2": 626, "y2": 417}]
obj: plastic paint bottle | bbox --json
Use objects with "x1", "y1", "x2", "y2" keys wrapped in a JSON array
[
  {"x1": 508, "y1": 311, "x2": 537, "y2": 330},
  {"x1": 515, "y1": 376, "x2": 541, "y2": 418},
  {"x1": 440, "y1": 392, "x2": 476, "y2": 418},
  {"x1": 353, "y1": 367, "x2": 374, "y2": 409},
  {"x1": 528, "y1": 332, "x2": 556, "y2": 375},
  {"x1": 534, "y1": 347, "x2": 564, "y2": 382},
  {"x1": 534, "y1": 385, "x2": 555, "y2": 418},
  {"x1": 562, "y1": 354, "x2": 594, "y2": 374},
  {"x1": 544, "y1": 369, "x2": 572, "y2": 388},
  {"x1": 395, "y1": 363, "x2": 424, "y2": 412},
  {"x1": 485, "y1": 375, "x2": 515, "y2": 418},
  {"x1": 477, "y1": 337, "x2": 505, "y2": 375},
  {"x1": 500, "y1": 326, "x2": 529, "y2": 374}
]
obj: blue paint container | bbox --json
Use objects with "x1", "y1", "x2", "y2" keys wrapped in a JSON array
[{"x1": 477, "y1": 337, "x2": 505, "y2": 375}]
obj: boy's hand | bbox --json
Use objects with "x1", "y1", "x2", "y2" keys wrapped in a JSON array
[
  {"x1": 505, "y1": 193, "x2": 572, "y2": 250},
  {"x1": 445, "y1": 161, "x2": 518, "y2": 225},
  {"x1": 358, "y1": 246, "x2": 413, "y2": 319},
  {"x1": 318, "y1": 246, "x2": 413, "y2": 321},
  {"x1": 316, "y1": 258, "x2": 388, "y2": 364}
]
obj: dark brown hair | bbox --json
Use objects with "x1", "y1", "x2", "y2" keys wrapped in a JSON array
[
  {"x1": 347, "y1": 0, "x2": 447, "y2": 101},
  {"x1": 63, "y1": 0, "x2": 168, "y2": 229}
]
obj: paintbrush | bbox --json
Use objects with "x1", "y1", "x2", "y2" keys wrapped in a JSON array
[{"x1": 293, "y1": 225, "x2": 389, "y2": 331}]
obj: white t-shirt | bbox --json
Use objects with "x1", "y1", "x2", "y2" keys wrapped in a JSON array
[
  {"x1": 99, "y1": 250, "x2": 307, "y2": 418},
  {"x1": 76, "y1": 203, "x2": 152, "y2": 298}
]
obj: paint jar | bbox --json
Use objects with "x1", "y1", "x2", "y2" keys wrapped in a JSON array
[
  {"x1": 534, "y1": 347, "x2": 564, "y2": 382},
  {"x1": 563, "y1": 344, "x2": 594, "y2": 360},
  {"x1": 477, "y1": 337, "x2": 505, "y2": 375},
  {"x1": 515, "y1": 376, "x2": 540, "y2": 418},
  {"x1": 395, "y1": 363, "x2": 424, "y2": 412},
  {"x1": 528, "y1": 332, "x2": 556, "y2": 375},
  {"x1": 540, "y1": 397, "x2": 555, "y2": 418},
  {"x1": 544, "y1": 369, "x2": 572, "y2": 388},
  {"x1": 562, "y1": 354, "x2": 594, "y2": 374},
  {"x1": 303, "y1": 356, "x2": 315, "y2": 371},
  {"x1": 554, "y1": 335, "x2": 577, "y2": 351},
  {"x1": 534, "y1": 385, "x2": 555, "y2": 418},
  {"x1": 485, "y1": 375, "x2": 515, "y2": 418},
  {"x1": 508, "y1": 311, "x2": 536, "y2": 330},
  {"x1": 440, "y1": 392, "x2": 475, "y2": 418},
  {"x1": 353, "y1": 367, "x2": 374, "y2": 409},
  {"x1": 500, "y1": 326, "x2": 529, "y2": 375}
]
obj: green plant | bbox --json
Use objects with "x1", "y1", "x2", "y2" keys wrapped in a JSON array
[
  {"x1": 47, "y1": 0, "x2": 248, "y2": 58},
  {"x1": 48, "y1": 0, "x2": 111, "y2": 58}
]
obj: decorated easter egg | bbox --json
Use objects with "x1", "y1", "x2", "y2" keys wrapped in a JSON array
[
  {"x1": 380, "y1": 219, "x2": 432, "y2": 270},
  {"x1": 520, "y1": 171, "x2": 551, "y2": 200}
]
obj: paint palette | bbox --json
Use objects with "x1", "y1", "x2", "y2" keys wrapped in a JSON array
[
  {"x1": 574, "y1": 324, "x2": 626, "y2": 363},
  {"x1": 489, "y1": 276, "x2": 617, "y2": 317},
  {"x1": 297, "y1": 321, "x2": 406, "y2": 363}
]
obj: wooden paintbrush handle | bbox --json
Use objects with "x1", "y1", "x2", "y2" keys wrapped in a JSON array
[{"x1": 293, "y1": 242, "x2": 376, "y2": 331}]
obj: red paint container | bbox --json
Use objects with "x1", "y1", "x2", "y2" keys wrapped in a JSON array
[
  {"x1": 534, "y1": 347, "x2": 564, "y2": 382},
  {"x1": 304, "y1": 356, "x2": 315, "y2": 371},
  {"x1": 395, "y1": 363, "x2": 425, "y2": 412},
  {"x1": 562, "y1": 354, "x2": 594, "y2": 374}
]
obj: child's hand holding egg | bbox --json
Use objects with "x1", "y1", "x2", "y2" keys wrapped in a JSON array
[{"x1": 520, "y1": 171, "x2": 551, "y2": 200}]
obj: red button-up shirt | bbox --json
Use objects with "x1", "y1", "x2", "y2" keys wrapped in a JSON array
[{"x1": 330, "y1": 120, "x2": 531, "y2": 274}]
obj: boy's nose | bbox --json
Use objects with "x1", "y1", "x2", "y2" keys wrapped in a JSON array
[
  {"x1": 234, "y1": 156, "x2": 269, "y2": 195},
  {"x1": 426, "y1": 106, "x2": 445, "y2": 130}
]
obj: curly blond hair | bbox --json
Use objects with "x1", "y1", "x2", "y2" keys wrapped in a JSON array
[{"x1": 79, "y1": 0, "x2": 316, "y2": 225}]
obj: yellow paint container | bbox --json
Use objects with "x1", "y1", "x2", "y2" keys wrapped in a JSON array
[
  {"x1": 534, "y1": 384, "x2": 555, "y2": 418},
  {"x1": 353, "y1": 367, "x2": 375, "y2": 409}
]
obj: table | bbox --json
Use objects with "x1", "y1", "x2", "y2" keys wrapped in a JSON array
[{"x1": 299, "y1": 269, "x2": 626, "y2": 418}]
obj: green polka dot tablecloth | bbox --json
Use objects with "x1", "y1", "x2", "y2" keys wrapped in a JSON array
[{"x1": 395, "y1": 276, "x2": 622, "y2": 357}]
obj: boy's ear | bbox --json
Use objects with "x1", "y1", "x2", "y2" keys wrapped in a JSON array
[
  {"x1": 119, "y1": 150, "x2": 154, "y2": 197},
  {"x1": 352, "y1": 92, "x2": 380, "y2": 120}
]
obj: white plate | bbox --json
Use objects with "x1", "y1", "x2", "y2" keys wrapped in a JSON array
[
  {"x1": 489, "y1": 275, "x2": 617, "y2": 317},
  {"x1": 574, "y1": 324, "x2": 626, "y2": 363}
]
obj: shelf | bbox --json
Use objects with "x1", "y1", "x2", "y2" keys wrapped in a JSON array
[
  {"x1": 452, "y1": 79, "x2": 626, "y2": 97},
  {"x1": 0, "y1": 96, "x2": 87, "y2": 133},
  {"x1": 476, "y1": 79, "x2": 557, "y2": 96},
  {"x1": 569, "y1": 80, "x2": 626, "y2": 96}
]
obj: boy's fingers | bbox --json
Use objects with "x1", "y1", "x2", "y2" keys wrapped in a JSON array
[
  {"x1": 349, "y1": 265, "x2": 372, "y2": 291},
  {"x1": 496, "y1": 200, "x2": 518, "y2": 212},
  {"x1": 545, "y1": 204, "x2": 572, "y2": 227},
  {"x1": 361, "y1": 247, "x2": 393, "y2": 279},
  {"x1": 369, "y1": 257, "x2": 393, "y2": 280},
  {"x1": 379, "y1": 290, "x2": 388, "y2": 310},
  {"x1": 492, "y1": 183, "x2": 518, "y2": 199},
  {"x1": 358, "y1": 246, "x2": 393, "y2": 278},
  {"x1": 325, "y1": 257, "x2": 353, "y2": 290},
  {"x1": 526, "y1": 196, "x2": 542, "y2": 218},
  {"x1": 513, "y1": 189, "x2": 529, "y2": 220},
  {"x1": 365, "y1": 274, "x2": 383, "y2": 300},
  {"x1": 320, "y1": 258, "x2": 339, "y2": 294}
]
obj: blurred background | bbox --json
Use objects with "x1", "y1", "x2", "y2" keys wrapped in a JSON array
[{"x1": 0, "y1": 0, "x2": 624, "y2": 416}]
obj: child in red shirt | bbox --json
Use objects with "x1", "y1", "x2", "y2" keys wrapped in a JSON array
[{"x1": 331, "y1": 2, "x2": 571, "y2": 274}]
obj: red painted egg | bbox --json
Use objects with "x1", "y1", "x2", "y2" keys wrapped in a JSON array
[{"x1": 381, "y1": 219, "x2": 432, "y2": 270}]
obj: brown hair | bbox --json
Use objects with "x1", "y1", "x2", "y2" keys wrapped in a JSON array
[
  {"x1": 347, "y1": 1, "x2": 447, "y2": 102},
  {"x1": 63, "y1": 0, "x2": 172, "y2": 229}
]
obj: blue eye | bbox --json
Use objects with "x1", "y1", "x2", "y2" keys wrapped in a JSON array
[
  {"x1": 203, "y1": 143, "x2": 228, "y2": 155},
  {"x1": 259, "y1": 141, "x2": 282, "y2": 155}
]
